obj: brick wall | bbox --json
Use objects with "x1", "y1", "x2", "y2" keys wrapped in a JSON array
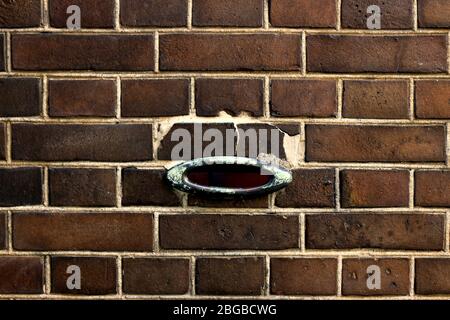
[{"x1": 0, "y1": 0, "x2": 449, "y2": 299}]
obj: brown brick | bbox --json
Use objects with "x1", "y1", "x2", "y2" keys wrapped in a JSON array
[
  {"x1": 121, "y1": 79, "x2": 190, "y2": 117},
  {"x1": 122, "y1": 168, "x2": 181, "y2": 206},
  {"x1": 0, "y1": 213, "x2": 5, "y2": 250},
  {"x1": 342, "y1": 259, "x2": 410, "y2": 296},
  {"x1": 415, "y1": 80, "x2": 450, "y2": 119},
  {"x1": 342, "y1": 0, "x2": 413, "y2": 29},
  {"x1": 49, "y1": 0, "x2": 115, "y2": 28},
  {"x1": 51, "y1": 257, "x2": 117, "y2": 295},
  {"x1": 275, "y1": 169, "x2": 335, "y2": 208},
  {"x1": 0, "y1": 168, "x2": 43, "y2": 207},
  {"x1": 160, "y1": 33, "x2": 301, "y2": 71},
  {"x1": 271, "y1": 80, "x2": 337, "y2": 117},
  {"x1": 0, "y1": 124, "x2": 4, "y2": 160},
  {"x1": 12, "y1": 34, "x2": 154, "y2": 71},
  {"x1": 415, "y1": 171, "x2": 450, "y2": 207},
  {"x1": 196, "y1": 257, "x2": 265, "y2": 295},
  {"x1": 188, "y1": 195, "x2": 269, "y2": 208},
  {"x1": 13, "y1": 211, "x2": 154, "y2": 251},
  {"x1": 343, "y1": 80, "x2": 410, "y2": 119},
  {"x1": 307, "y1": 35, "x2": 448, "y2": 73},
  {"x1": 306, "y1": 214, "x2": 444, "y2": 250},
  {"x1": 418, "y1": 0, "x2": 450, "y2": 28},
  {"x1": 12, "y1": 124, "x2": 153, "y2": 162},
  {"x1": 121, "y1": 0, "x2": 188, "y2": 27},
  {"x1": 340, "y1": 170, "x2": 410, "y2": 208},
  {"x1": 306, "y1": 125, "x2": 446, "y2": 162},
  {"x1": 0, "y1": 35, "x2": 4, "y2": 71},
  {"x1": 196, "y1": 78, "x2": 264, "y2": 117},
  {"x1": 123, "y1": 258, "x2": 190, "y2": 295},
  {"x1": 271, "y1": 258, "x2": 337, "y2": 295},
  {"x1": 270, "y1": 0, "x2": 336, "y2": 27},
  {"x1": 415, "y1": 259, "x2": 450, "y2": 294},
  {"x1": 0, "y1": 78, "x2": 41, "y2": 117},
  {"x1": 160, "y1": 215, "x2": 299, "y2": 250},
  {"x1": 193, "y1": 0, "x2": 263, "y2": 27},
  {"x1": 49, "y1": 168, "x2": 116, "y2": 207},
  {"x1": 0, "y1": 257, "x2": 43, "y2": 294},
  {"x1": 0, "y1": 0, "x2": 41, "y2": 28}
]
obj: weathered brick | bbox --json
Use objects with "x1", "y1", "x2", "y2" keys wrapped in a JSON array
[
  {"x1": 342, "y1": 259, "x2": 410, "y2": 296},
  {"x1": 121, "y1": 0, "x2": 187, "y2": 27},
  {"x1": 418, "y1": 0, "x2": 450, "y2": 28},
  {"x1": 275, "y1": 169, "x2": 335, "y2": 208},
  {"x1": 51, "y1": 257, "x2": 117, "y2": 295},
  {"x1": 0, "y1": 257, "x2": 43, "y2": 294},
  {"x1": 307, "y1": 35, "x2": 448, "y2": 73},
  {"x1": 12, "y1": 124, "x2": 153, "y2": 162},
  {"x1": 0, "y1": 0, "x2": 41, "y2": 28},
  {"x1": 160, "y1": 34, "x2": 301, "y2": 71},
  {"x1": 306, "y1": 214, "x2": 445, "y2": 250},
  {"x1": 188, "y1": 194, "x2": 269, "y2": 208},
  {"x1": 48, "y1": 79, "x2": 116, "y2": 117},
  {"x1": 415, "y1": 259, "x2": 450, "y2": 294},
  {"x1": 0, "y1": 168, "x2": 43, "y2": 206},
  {"x1": 196, "y1": 257, "x2": 265, "y2": 295},
  {"x1": 0, "y1": 78, "x2": 41, "y2": 117},
  {"x1": 49, "y1": 0, "x2": 115, "y2": 28},
  {"x1": 193, "y1": 0, "x2": 263, "y2": 27},
  {"x1": 13, "y1": 212, "x2": 154, "y2": 251},
  {"x1": 0, "y1": 213, "x2": 5, "y2": 250},
  {"x1": 415, "y1": 171, "x2": 450, "y2": 207},
  {"x1": 121, "y1": 79, "x2": 190, "y2": 117},
  {"x1": 271, "y1": 258, "x2": 337, "y2": 295},
  {"x1": 270, "y1": 0, "x2": 336, "y2": 28},
  {"x1": 123, "y1": 258, "x2": 190, "y2": 295},
  {"x1": 306, "y1": 125, "x2": 446, "y2": 162},
  {"x1": 415, "y1": 80, "x2": 450, "y2": 119},
  {"x1": 340, "y1": 170, "x2": 410, "y2": 208},
  {"x1": 160, "y1": 215, "x2": 299, "y2": 250},
  {"x1": 342, "y1": 0, "x2": 413, "y2": 29},
  {"x1": 343, "y1": 80, "x2": 410, "y2": 119},
  {"x1": 12, "y1": 34, "x2": 154, "y2": 71},
  {"x1": 271, "y1": 80, "x2": 337, "y2": 117}
]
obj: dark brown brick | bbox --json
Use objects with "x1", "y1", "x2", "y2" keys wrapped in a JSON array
[
  {"x1": 160, "y1": 214, "x2": 299, "y2": 250},
  {"x1": 49, "y1": 168, "x2": 116, "y2": 207},
  {"x1": 275, "y1": 169, "x2": 335, "y2": 208},
  {"x1": 0, "y1": 257, "x2": 43, "y2": 294},
  {"x1": 122, "y1": 168, "x2": 181, "y2": 206},
  {"x1": 0, "y1": 168, "x2": 43, "y2": 206},
  {"x1": 12, "y1": 124, "x2": 153, "y2": 162},
  {"x1": 0, "y1": 0, "x2": 41, "y2": 28},
  {"x1": 340, "y1": 170, "x2": 410, "y2": 208},
  {"x1": 270, "y1": 0, "x2": 336, "y2": 27},
  {"x1": 12, "y1": 34, "x2": 154, "y2": 71},
  {"x1": 196, "y1": 78, "x2": 264, "y2": 117},
  {"x1": 342, "y1": 0, "x2": 413, "y2": 29},
  {"x1": 188, "y1": 194, "x2": 269, "y2": 208},
  {"x1": 48, "y1": 79, "x2": 116, "y2": 117},
  {"x1": 0, "y1": 78, "x2": 41, "y2": 117},
  {"x1": 306, "y1": 125, "x2": 446, "y2": 162},
  {"x1": 271, "y1": 80, "x2": 337, "y2": 117},
  {"x1": 51, "y1": 257, "x2": 117, "y2": 295},
  {"x1": 196, "y1": 257, "x2": 265, "y2": 295},
  {"x1": 49, "y1": 0, "x2": 115, "y2": 28},
  {"x1": 0, "y1": 124, "x2": 4, "y2": 160},
  {"x1": 13, "y1": 211, "x2": 154, "y2": 251},
  {"x1": 415, "y1": 259, "x2": 450, "y2": 294},
  {"x1": 0, "y1": 35, "x2": 4, "y2": 71},
  {"x1": 121, "y1": 0, "x2": 187, "y2": 27},
  {"x1": 307, "y1": 35, "x2": 448, "y2": 73},
  {"x1": 123, "y1": 258, "x2": 190, "y2": 294},
  {"x1": 0, "y1": 213, "x2": 5, "y2": 250},
  {"x1": 160, "y1": 33, "x2": 301, "y2": 71},
  {"x1": 343, "y1": 80, "x2": 410, "y2": 119},
  {"x1": 121, "y1": 79, "x2": 190, "y2": 117},
  {"x1": 193, "y1": 0, "x2": 263, "y2": 27},
  {"x1": 271, "y1": 258, "x2": 337, "y2": 295},
  {"x1": 342, "y1": 259, "x2": 410, "y2": 296},
  {"x1": 306, "y1": 214, "x2": 445, "y2": 250},
  {"x1": 418, "y1": 0, "x2": 450, "y2": 28},
  {"x1": 415, "y1": 171, "x2": 450, "y2": 207},
  {"x1": 415, "y1": 80, "x2": 450, "y2": 119}
]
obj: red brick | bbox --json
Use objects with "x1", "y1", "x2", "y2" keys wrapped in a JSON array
[
  {"x1": 123, "y1": 258, "x2": 190, "y2": 295},
  {"x1": 12, "y1": 34, "x2": 154, "y2": 71},
  {"x1": 418, "y1": 0, "x2": 450, "y2": 28},
  {"x1": 271, "y1": 258, "x2": 337, "y2": 295},
  {"x1": 307, "y1": 35, "x2": 448, "y2": 73},
  {"x1": 415, "y1": 171, "x2": 450, "y2": 207},
  {"x1": 160, "y1": 33, "x2": 301, "y2": 71},
  {"x1": 0, "y1": 0, "x2": 41, "y2": 28},
  {"x1": 0, "y1": 168, "x2": 43, "y2": 206},
  {"x1": 415, "y1": 259, "x2": 450, "y2": 294},
  {"x1": 0, "y1": 257, "x2": 43, "y2": 294},
  {"x1": 121, "y1": 0, "x2": 187, "y2": 27},
  {"x1": 13, "y1": 212, "x2": 154, "y2": 251},
  {"x1": 0, "y1": 213, "x2": 5, "y2": 250},
  {"x1": 306, "y1": 214, "x2": 445, "y2": 250},
  {"x1": 49, "y1": 0, "x2": 115, "y2": 28},
  {"x1": 270, "y1": 0, "x2": 336, "y2": 28},
  {"x1": 0, "y1": 78, "x2": 41, "y2": 117},
  {"x1": 415, "y1": 80, "x2": 450, "y2": 119},
  {"x1": 306, "y1": 125, "x2": 446, "y2": 162},
  {"x1": 196, "y1": 257, "x2": 265, "y2": 295}
]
